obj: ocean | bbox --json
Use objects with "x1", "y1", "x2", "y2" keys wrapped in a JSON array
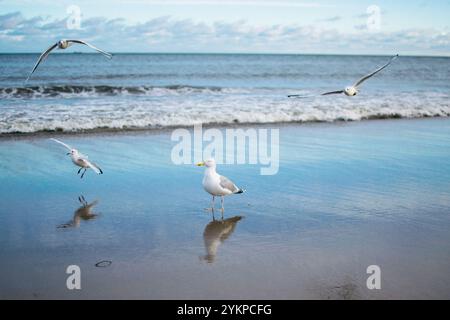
[
  {"x1": 1, "y1": 53, "x2": 450, "y2": 299},
  {"x1": 0, "y1": 53, "x2": 449, "y2": 134}
]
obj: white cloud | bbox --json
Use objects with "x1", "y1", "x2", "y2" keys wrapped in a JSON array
[
  {"x1": 318, "y1": 16, "x2": 342, "y2": 22},
  {"x1": 0, "y1": 11, "x2": 449, "y2": 55}
]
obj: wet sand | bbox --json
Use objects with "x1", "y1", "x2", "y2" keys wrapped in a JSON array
[{"x1": 1, "y1": 118, "x2": 450, "y2": 299}]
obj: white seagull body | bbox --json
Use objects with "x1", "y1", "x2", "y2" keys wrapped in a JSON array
[
  {"x1": 26, "y1": 39, "x2": 112, "y2": 82},
  {"x1": 50, "y1": 138, "x2": 103, "y2": 179},
  {"x1": 288, "y1": 54, "x2": 399, "y2": 98},
  {"x1": 197, "y1": 159, "x2": 244, "y2": 214}
]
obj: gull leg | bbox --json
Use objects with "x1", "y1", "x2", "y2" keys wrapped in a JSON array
[
  {"x1": 77, "y1": 168, "x2": 82, "y2": 175},
  {"x1": 80, "y1": 168, "x2": 87, "y2": 179},
  {"x1": 78, "y1": 196, "x2": 84, "y2": 205},
  {"x1": 221, "y1": 196, "x2": 224, "y2": 219},
  {"x1": 204, "y1": 196, "x2": 215, "y2": 212},
  {"x1": 79, "y1": 195, "x2": 87, "y2": 206}
]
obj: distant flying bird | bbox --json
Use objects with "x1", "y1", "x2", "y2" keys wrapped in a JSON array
[
  {"x1": 197, "y1": 159, "x2": 244, "y2": 214},
  {"x1": 50, "y1": 138, "x2": 103, "y2": 179},
  {"x1": 288, "y1": 54, "x2": 399, "y2": 98},
  {"x1": 26, "y1": 39, "x2": 112, "y2": 81}
]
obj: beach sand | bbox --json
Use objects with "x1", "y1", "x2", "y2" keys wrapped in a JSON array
[{"x1": 1, "y1": 118, "x2": 450, "y2": 299}]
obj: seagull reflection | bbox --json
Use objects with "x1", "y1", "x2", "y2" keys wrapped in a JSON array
[
  {"x1": 201, "y1": 215, "x2": 243, "y2": 263},
  {"x1": 58, "y1": 196, "x2": 99, "y2": 228}
]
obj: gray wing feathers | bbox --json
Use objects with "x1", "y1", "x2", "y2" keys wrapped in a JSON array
[
  {"x1": 26, "y1": 43, "x2": 58, "y2": 81},
  {"x1": 85, "y1": 160, "x2": 103, "y2": 174},
  {"x1": 321, "y1": 90, "x2": 344, "y2": 96},
  {"x1": 353, "y1": 54, "x2": 398, "y2": 88},
  {"x1": 219, "y1": 175, "x2": 239, "y2": 193},
  {"x1": 67, "y1": 40, "x2": 112, "y2": 59}
]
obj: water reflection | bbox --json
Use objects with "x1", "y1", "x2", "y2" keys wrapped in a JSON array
[
  {"x1": 201, "y1": 215, "x2": 243, "y2": 263},
  {"x1": 58, "y1": 195, "x2": 99, "y2": 228}
]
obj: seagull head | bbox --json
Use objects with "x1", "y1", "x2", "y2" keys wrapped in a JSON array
[
  {"x1": 58, "y1": 40, "x2": 68, "y2": 49},
  {"x1": 67, "y1": 149, "x2": 78, "y2": 156},
  {"x1": 196, "y1": 159, "x2": 216, "y2": 168}
]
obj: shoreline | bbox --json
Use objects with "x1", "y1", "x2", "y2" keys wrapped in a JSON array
[{"x1": 0, "y1": 115, "x2": 447, "y2": 141}]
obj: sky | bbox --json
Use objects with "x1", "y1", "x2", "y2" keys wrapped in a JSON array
[{"x1": 0, "y1": 0, "x2": 449, "y2": 55}]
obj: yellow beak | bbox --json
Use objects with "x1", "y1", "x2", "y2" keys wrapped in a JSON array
[{"x1": 196, "y1": 162, "x2": 205, "y2": 166}]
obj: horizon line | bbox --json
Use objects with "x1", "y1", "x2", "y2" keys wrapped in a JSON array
[{"x1": 0, "y1": 51, "x2": 448, "y2": 58}]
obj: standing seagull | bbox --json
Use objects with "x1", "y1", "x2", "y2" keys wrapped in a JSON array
[
  {"x1": 26, "y1": 39, "x2": 112, "y2": 82},
  {"x1": 197, "y1": 159, "x2": 244, "y2": 215},
  {"x1": 288, "y1": 54, "x2": 398, "y2": 98},
  {"x1": 50, "y1": 138, "x2": 103, "y2": 179}
]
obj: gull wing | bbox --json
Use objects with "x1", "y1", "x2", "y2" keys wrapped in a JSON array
[
  {"x1": 85, "y1": 160, "x2": 103, "y2": 175},
  {"x1": 287, "y1": 94, "x2": 317, "y2": 98},
  {"x1": 26, "y1": 42, "x2": 58, "y2": 82},
  {"x1": 50, "y1": 138, "x2": 72, "y2": 151},
  {"x1": 321, "y1": 90, "x2": 344, "y2": 96},
  {"x1": 219, "y1": 175, "x2": 240, "y2": 193},
  {"x1": 78, "y1": 152, "x2": 89, "y2": 159},
  {"x1": 67, "y1": 40, "x2": 112, "y2": 59},
  {"x1": 353, "y1": 54, "x2": 398, "y2": 88}
]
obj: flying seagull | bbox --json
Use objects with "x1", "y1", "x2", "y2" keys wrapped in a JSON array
[
  {"x1": 26, "y1": 39, "x2": 112, "y2": 82},
  {"x1": 288, "y1": 54, "x2": 399, "y2": 98},
  {"x1": 197, "y1": 159, "x2": 244, "y2": 215},
  {"x1": 50, "y1": 138, "x2": 103, "y2": 179}
]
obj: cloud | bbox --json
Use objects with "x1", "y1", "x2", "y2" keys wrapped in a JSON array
[
  {"x1": 354, "y1": 7, "x2": 387, "y2": 19},
  {"x1": 123, "y1": 0, "x2": 333, "y2": 7},
  {"x1": 318, "y1": 16, "x2": 342, "y2": 23},
  {"x1": 0, "y1": 11, "x2": 449, "y2": 55}
]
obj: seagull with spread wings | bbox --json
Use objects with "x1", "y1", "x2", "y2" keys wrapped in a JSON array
[
  {"x1": 288, "y1": 54, "x2": 399, "y2": 98},
  {"x1": 197, "y1": 159, "x2": 244, "y2": 215},
  {"x1": 50, "y1": 138, "x2": 103, "y2": 179},
  {"x1": 26, "y1": 39, "x2": 112, "y2": 82}
]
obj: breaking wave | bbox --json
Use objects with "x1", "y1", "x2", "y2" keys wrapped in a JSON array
[
  {"x1": 0, "y1": 85, "x2": 248, "y2": 98},
  {"x1": 1, "y1": 90, "x2": 449, "y2": 134}
]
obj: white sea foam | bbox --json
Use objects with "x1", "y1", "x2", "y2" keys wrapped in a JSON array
[{"x1": 1, "y1": 90, "x2": 448, "y2": 134}]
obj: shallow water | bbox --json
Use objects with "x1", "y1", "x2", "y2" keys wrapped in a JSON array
[{"x1": 1, "y1": 118, "x2": 450, "y2": 299}]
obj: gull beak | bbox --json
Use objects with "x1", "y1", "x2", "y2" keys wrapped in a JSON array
[
  {"x1": 66, "y1": 152, "x2": 71, "y2": 155},
  {"x1": 196, "y1": 162, "x2": 205, "y2": 166}
]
